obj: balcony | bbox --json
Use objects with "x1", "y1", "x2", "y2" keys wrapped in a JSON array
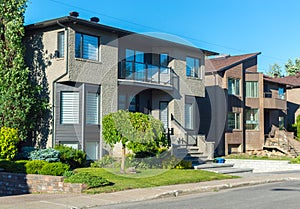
[
  {"x1": 118, "y1": 61, "x2": 179, "y2": 90},
  {"x1": 264, "y1": 92, "x2": 286, "y2": 110}
]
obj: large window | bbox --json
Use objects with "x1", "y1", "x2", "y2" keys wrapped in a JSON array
[
  {"x1": 57, "y1": 31, "x2": 65, "y2": 58},
  {"x1": 86, "y1": 141, "x2": 99, "y2": 160},
  {"x1": 75, "y1": 33, "x2": 99, "y2": 60},
  {"x1": 228, "y1": 78, "x2": 240, "y2": 96},
  {"x1": 278, "y1": 87, "x2": 285, "y2": 99},
  {"x1": 245, "y1": 108, "x2": 259, "y2": 130},
  {"x1": 86, "y1": 92, "x2": 99, "y2": 124},
  {"x1": 185, "y1": 103, "x2": 193, "y2": 129},
  {"x1": 60, "y1": 92, "x2": 79, "y2": 124},
  {"x1": 125, "y1": 49, "x2": 145, "y2": 80},
  {"x1": 160, "y1": 53, "x2": 169, "y2": 67},
  {"x1": 228, "y1": 112, "x2": 240, "y2": 130},
  {"x1": 246, "y1": 81, "x2": 258, "y2": 98},
  {"x1": 186, "y1": 57, "x2": 200, "y2": 78}
]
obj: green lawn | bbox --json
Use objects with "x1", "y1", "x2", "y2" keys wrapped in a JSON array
[
  {"x1": 69, "y1": 168, "x2": 237, "y2": 194},
  {"x1": 225, "y1": 154, "x2": 295, "y2": 161}
]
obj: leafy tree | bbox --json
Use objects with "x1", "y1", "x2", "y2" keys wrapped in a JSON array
[
  {"x1": 0, "y1": 0, "x2": 47, "y2": 144},
  {"x1": 0, "y1": 127, "x2": 20, "y2": 160},
  {"x1": 102, "y1": 110, "x2": 167, "y2": 173},
  {"x1": 285, "y1": 58, "x2": 300, "y2": 76},
  {"x1": 266, "y1": 63, "x2": 282, "y2": 77}
]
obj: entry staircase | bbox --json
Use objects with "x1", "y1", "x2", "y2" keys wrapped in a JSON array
[
  {"x1": 169, "y1": 115, "x2": 214, "y2": 165},
  {"x1": 264, "y1": 125, "x2": 300, "y2": 157}
]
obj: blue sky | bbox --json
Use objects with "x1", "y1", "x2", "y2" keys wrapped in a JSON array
[{"x1": 25, "y1": 0, "x2": 300, "y2": 74}]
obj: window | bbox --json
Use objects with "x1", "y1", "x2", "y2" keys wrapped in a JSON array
[
  {"x1": 86, "y1": 141, "x2": 99, "y2": 160},
  {"x1": 228, "y1": 78, "x2": 240, "y2": 96},
  {"x1": 60, "y1": 92, "x2": 79, "y2": 124},
  {"x1": 57, "y1": 31, "x2": 65, "y2": 58},
  {"x1": 86, "y1": 92, "x2": 99, "y2": 124},
  {"x1": 279, "y1": 116, "x2": 284, "y2": 129},
  {"x1": 246, "y1": 81, "x2": 258, "y2": 98},
  {"x1": 75, "y1": 33, "x2": 99, "y2": 60},
  {"x1": 245, "y1": 108, "x2": 259, "y2": 130},
  {"x1": 228, "y1": 112, "x2": 240, "y2": 130},
  {"x1": 185, "y1": 103, "x2": 193, "y2": 129},
  {"x1": 60, "y1": 142, "x2": 79, "y2": 150},
  {"x1": 118, "y1": 94, "x2": 138, "y2": 112},
  {"x1": 160, "y1": 53, "x2": 169, "y2": 67},
  {"x1": 278, "y1": 88, "x2": 285, "y2": 99},
  {"x1": 186, "y1": 57, "x2": 200, "y2": 78},
  {"x1": 125, "y1": 49, "x2": 145, "y2": 81}
]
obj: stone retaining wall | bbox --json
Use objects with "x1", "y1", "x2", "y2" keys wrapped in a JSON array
[{"x1": 0, "y1": 172, "x2": 86, "y2": 196}]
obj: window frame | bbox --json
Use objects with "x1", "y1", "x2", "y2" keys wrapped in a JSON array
[
  {"x1": 86, "y1": 92, "x2": 100, "y2": 125},
  {"x1": 246, "y1": 81, "x2": 258, "y2": 98},
  {"x1": 228, "y1": 112, "x2": 241, "y2": 130},
  {"x1": 57, "y1": 31, "x2": 65, "y2": 58},
  {"x1": 245, "y1": 108, "x2": 259, "y2": 130},
  {"x1": 60, "y1": 91, "x2": 80, "y2": 124},
  {"x1": 185, "y1": 102, "x2": 194, "y2": 130},
  {"x1": 75, "y1": 32, "x2": 99, "y2": 61},
  {"x1": 186, "y1": 56, "x2": 201, "y2": 79},
  {"x1": 228, "y1": 77, "x2": 240, "y2": 96}
]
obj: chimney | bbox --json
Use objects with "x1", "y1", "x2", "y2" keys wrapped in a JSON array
[
  {"x1": 274, "y1": 73, "x2": 278, "y2": 78},
  {"x1": 90, "y1": 17, "x2": 100, "y2": 23},
  {"x1": 69, "y1": 11, "x2": 79, "y2": 18}
]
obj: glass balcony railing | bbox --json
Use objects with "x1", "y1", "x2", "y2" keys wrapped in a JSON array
[{"x1": 119, "y1": 61, "x2": 178, "y2": 87}]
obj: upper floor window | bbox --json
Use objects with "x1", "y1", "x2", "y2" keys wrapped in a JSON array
[
  {"x1": 60, "y1": 92, "x2": 79, "y2": 124},
  {"x1": 57, "y1": 31, "x2": 65, "y2": 58},
  {"x1": 160, "y1": 53, "x2": 169, "y2": 67},
  {"x1": 228, "y1": 112, "x2": 241, "y2": 130},
  {"x1": 245, "y1": 108, "x2": 259, "y2": 130},
  {"x1": 228, "y1": 78, "x2": 240, "y2": 96},
  {"x1": 75, "y1": 33, "x2": 99, "y2": 61},
  {"x1": 246, "y1": 81, "x2": 258, "y2": 98},
  {"x1": 186, "y1": 57, "x2": 200, "y2": 78},
  {"x1": 278, "y1": 87, "x2": 285, "y2": 99}
]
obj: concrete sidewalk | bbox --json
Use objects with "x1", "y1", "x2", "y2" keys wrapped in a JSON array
[{"x1": 1, "y1": 172, "x2": 300, "y2": 209}]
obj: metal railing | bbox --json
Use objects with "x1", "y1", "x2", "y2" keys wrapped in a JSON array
[{"x1": 119, "y1": 61, "x2": 179, "y2": 88}]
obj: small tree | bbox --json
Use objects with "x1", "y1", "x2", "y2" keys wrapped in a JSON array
[
  {"x1": 285, "y1": 58, "x2": 300, "y2": 76},
  {"x1": 267, "y1": 63, "x2": 282, "y2": 77},
  {"x1": 102, "y1": 110, "x2": 167, "y2": 173}
]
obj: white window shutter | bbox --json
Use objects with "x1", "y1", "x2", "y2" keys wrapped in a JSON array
[{"x1": 61, "y1": 92, "x2": 79, "y2": 124}]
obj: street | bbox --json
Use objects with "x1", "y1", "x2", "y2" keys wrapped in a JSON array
[{"x1": 97, "y1": 181, "x2": 300, "y2": 209}]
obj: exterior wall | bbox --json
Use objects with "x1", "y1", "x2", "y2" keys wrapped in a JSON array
[{"x1": 287, "y1": 88, "x2": 300, "y2": 125}]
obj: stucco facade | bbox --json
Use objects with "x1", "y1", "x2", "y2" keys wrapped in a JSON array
[{"x1": 24, "y1": 15, "x2": 216, "y2": 159}]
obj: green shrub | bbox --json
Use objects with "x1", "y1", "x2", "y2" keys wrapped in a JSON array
[
  {"x1": 0, "y1": 160, "x2": 27, "y2": 173},
  {"x1": 175, "y1": 160, "x2": 192, "y2": 169},
  {"x1": 290, "y1": 156, "x2": 300, "y2": 164},
  {"x1": 162, "y1": 156, "x2": 181, "y2": 169},
  {"x1": 39, "y1": 162, "x2": 70, "y2": 176},
  {"x1": 29, "y1": 148, "x2": 60, "y2": 162},
  {"x1": 64, "y1": 172, "x2": 111, "y2": 189},
  {"x1": 90, "y1": 155, "x2": 116, "y2": 168},
  {"x1": 25, "y1": 160, "x2": 47, "y2": 174},
  {"x1": 16, "y1": 146, "x2": 35, "y2": 160},
  {"x1": 63, "y1": 170, "x2": 75, "y2": 177},
  {"x1": 55, "y1": 145, "x2": 86, "y2": 169},
  {"x1": 0, "y1": 127, "x2": 20, "y2": 160}
]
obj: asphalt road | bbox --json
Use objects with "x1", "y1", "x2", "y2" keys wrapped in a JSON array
[{"x1": 96, "y1": 181, "x2": 300, "y2": 209}]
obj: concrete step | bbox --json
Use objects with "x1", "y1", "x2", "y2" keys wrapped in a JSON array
[
  {"x1": 202, "y1": 167, "x2": 253, "y2": 174},
  {"x1": 194, "y1": 163, "x2": 234, "y2": 170}
]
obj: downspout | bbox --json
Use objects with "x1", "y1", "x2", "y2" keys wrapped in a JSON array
[{"x1": 52, "y1": 21, "x2": 69, "y2": 148}]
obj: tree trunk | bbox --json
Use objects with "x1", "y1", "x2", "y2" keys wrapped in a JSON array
[{"x1": 120, "y1": 143, "x2": 126, "y2": 173}]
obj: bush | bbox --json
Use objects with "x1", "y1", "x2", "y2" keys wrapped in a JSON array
[
  {"x1": 25, "y1": 160, "x2": 47, "y2": 174},
  {"x1": 16, "y1": 146, "x2": 35, "y2": 160},
  {"x1": 39, "y1": 162, "x2": 70, "y2": 176},
  {"x1": 63, "y1": 170, "x2": 75, "y2": 177},
  {"x1": 91, "y1": 155, "x2": 116, "y2": 168},
  {"x1": 0, "y1": 127, "x2": 20, "y2": 160},
  {"x1": 290, "y1": 156, "x2": 300, "y2": 164},
  {"x1": 29, "y1": 148, "x2": 60, "y2": 162},
  {"x1": 0, "y1": 160, "x2": 27, "y2": 173},
  {"x1": 55, "y1": 145, "x2": 86, "y2": 169},
  {"x1": 65, "y1": 172, "x2": 111, "y2": 189}
]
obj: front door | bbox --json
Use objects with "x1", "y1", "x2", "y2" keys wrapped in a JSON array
[{"x1": 159, "y1": 101, "x2": 169, "y2": 130}]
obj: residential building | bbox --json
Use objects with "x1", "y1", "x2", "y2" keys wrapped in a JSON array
[
  {"x1": 201, "y1": 53, "x2": 287, "y2": 156},
  {"x1": 24, "y1": 13, "x2": 217, "y2": 160}
]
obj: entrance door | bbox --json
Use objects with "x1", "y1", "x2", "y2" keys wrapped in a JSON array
[{"x1": 159, "y1": 102, "x2": 169, "y2": 130}]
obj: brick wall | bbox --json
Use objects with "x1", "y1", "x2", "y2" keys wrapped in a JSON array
[{"x1": 0, "y1": 172, "x2": 86, "y2": 196}]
